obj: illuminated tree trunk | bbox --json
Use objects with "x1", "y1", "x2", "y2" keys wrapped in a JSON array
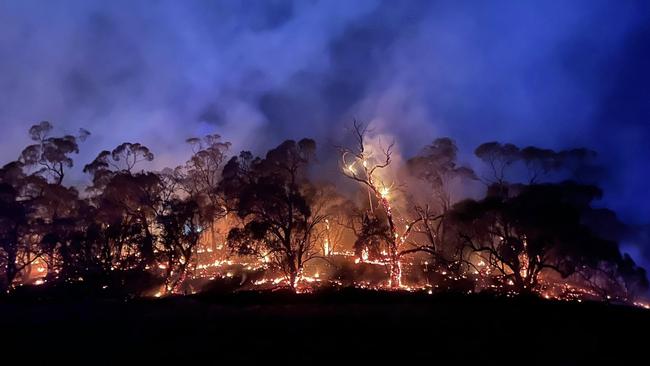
[
  {"x1": 382, "y1": 197, "x2": 401, "y2": 289},
  {"x1": 289, "y1": 269, "x2": 298, "y2": 290},
  {"x1": 287, "y1": 257, "x2": 302, "y2": 291},
  {"x1": 389, "y1": 254, "x2": 401, "y2": 288}
]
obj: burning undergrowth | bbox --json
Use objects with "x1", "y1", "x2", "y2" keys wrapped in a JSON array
[{"x1": 0, "y1": 120, "x2": 648, "y2": 310}]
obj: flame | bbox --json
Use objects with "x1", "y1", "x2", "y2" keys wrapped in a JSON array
[
  {"x1": 362, "y1": 247, "x2": 369, "y2": 261},
  {"x1": 379, "y1": 187, "x2": 390, "y2": 199},
  {"x1": 323, "y1": 239, "x2": 330, "y2": 256}
]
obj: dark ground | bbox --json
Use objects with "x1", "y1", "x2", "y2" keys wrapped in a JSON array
[{"x1": 1, "y1": 289, "x2": 648, "y2": 365}]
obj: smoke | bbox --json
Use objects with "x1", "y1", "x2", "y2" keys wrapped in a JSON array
[
  {"x1": 1, "y1": 1, "x2": 650, "y2": 260},
  {"x1": 0, "y1": 0, "x2": 378, "y2": 170}
]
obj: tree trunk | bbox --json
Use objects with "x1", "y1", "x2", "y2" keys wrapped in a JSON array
[
  {"x1": 141, "y1": 226, "x2": 155, "y2": 267},
  {"x1": 389, "y1": 255, "x2": 401, "y2": 288},
  {"x1": 4, "y1": 243, "x2": 18, "y2": 293},
  {"x1": 287, "y1": 256, "x2": 302, "y2": 291},
  {"x1": 380, "y1": 197, "x2": 401, "y2": 289}
]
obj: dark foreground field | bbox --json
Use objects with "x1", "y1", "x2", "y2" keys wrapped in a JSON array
[{"x1": 1, "y1": 289, "x2": 648, "y2": 364}]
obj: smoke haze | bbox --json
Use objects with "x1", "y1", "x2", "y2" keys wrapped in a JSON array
[{"x1": 1, "y1": 0, "x2": 649, "y2": 261}]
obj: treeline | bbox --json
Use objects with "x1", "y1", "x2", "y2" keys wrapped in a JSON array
[{"x1": 0, "y1": 121, "x2": 646, "y2": 301}]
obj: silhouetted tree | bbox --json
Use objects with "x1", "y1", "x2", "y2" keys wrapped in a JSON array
[
  {"x1": 182, "y1": 134, "x2": 230, "y2": 203},
  {"x1": 474, "y1": 142, "x2": 520, "y2": 186},
  {"x1": 179, "y1": 135, "x2": 231, "y2": 250},
  {"x1": 405, "y1": 138, "x2": 476, "y2": 271},
  {"x1": 222, "y1": 139, "x2": 326, "y2": 289},
  {"x1": 476, "y1": 141, "x2": 598, "y2": 187},
  {"x1": 448, "y1": 182, "x2": 647, "y2": 296},
  {"x1": 158, "y1": 197, "x2": 204, "y2": 293},
  {"x1": 0, "y1": 170, "x2": 29, "y2": 292},
  {"x1": 0, "y1": 162, "x2": 49, "y2": 291},
  {"x1": 33, "y1": 183, "x2": 84, "y2": 278},
  {"x1": 84, "y1": 142, "x2": 154, "y2": 192},
  {"x1": 100, "y1": 172, "x2": 162, "y2": 269},
  {"x1": 407, "y1": 138, "x2": 476, "y2": 211},
  {"x1": 19, "y1": 121, "x2": 89, "y2": 185},
  {"x1": 84, "y1": 143, "x2": 160, "y2": 270}
]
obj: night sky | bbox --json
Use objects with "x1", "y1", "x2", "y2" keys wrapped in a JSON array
[{"x1": 1, "y1": 1, "x2": 649, "y2": 265}]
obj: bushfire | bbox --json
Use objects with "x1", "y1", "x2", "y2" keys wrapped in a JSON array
[{"x1": 1, "y1": 121, "x2": 648, "y2": 310}]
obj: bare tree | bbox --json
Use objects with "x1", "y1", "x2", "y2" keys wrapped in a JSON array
[{"x1": 339, "y1": 120, "x2": 408, "y2": 288}]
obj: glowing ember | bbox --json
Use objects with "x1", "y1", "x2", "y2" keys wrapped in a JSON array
[{"x1": 379, "y1": 187, "x2": 390, "y2": 199}]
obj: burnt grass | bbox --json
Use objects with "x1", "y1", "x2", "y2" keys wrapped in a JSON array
[{"x1": 1, "y1": 288, "x2": 648, "y2": 365}]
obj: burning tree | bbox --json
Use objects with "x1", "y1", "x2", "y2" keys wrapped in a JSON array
[
  {"x1": 0, "y1": 163, "x2": 35, "y2": 292},
  {"x1": 34, "y1": 183, "x2": 86, "y2": 279},
  {"x1": 1, "y1": 121, "x2": 93, "y2": 291},
  {"x1": 339, "y1": 121, "x2": 411, "y2": 288},
  {"x1": 157, "y1": 196, "x2": 204, "y2": 294},
  {"x1": 83, "y1": 143, "x2": 161, "y2": 271},
  {"x1": 448, "y1": 182, "x2": 648, "y2": 296},
  {"x1": 154, "y1": 135, "x2": 231, "y2": 294},
  {"x1": 221, "y1": 139, "x2": 327, "y2": 290},
  {"x1": 0, "y1": 120, "x2": 646, "y2": 306}
]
